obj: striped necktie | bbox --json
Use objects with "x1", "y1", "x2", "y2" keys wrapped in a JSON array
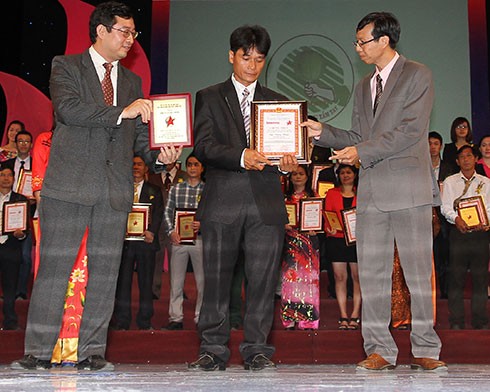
[
  {"x1": 373, "y1": 74, "x2": 383, "y2": 116},
  {"x1": 102, "y1": 63, "x2": 114, "y2": 106},
  {"x1": 133, "y1": 183, "x2": 139, "y2": 203},
  {"x1": 241, "y1": 88, "x2": 250, "y2": 146}
]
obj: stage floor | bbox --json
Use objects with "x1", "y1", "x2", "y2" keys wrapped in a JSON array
[{"x1": 2, "y1": 364, "x2": 490, "y2": 392}]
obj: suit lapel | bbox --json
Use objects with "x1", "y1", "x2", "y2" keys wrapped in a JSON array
[
  {"x1": 374, "y1": 55, "x2": 406, "y2": 119},
  {"x1": 362, "y1": 75, "x2": 374, "y2": 127},
  {"x1": 221, "y1": 79, "x2": 248, "y2": 146},
  {"x1": 81, "y1": 51, "x2": 106, "y2": 107}
]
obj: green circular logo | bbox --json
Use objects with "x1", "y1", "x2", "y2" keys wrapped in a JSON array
[{"x1": 266, "y1": 34, "x2": 354, "y2": 122}]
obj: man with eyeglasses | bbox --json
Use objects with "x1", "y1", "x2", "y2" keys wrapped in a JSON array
[
  {"x1": 303, "y1": 12, "x2": 445, "y2": 371},
  {"x1": 12, "y1": 1, "x2": 181, "y2": 371}
]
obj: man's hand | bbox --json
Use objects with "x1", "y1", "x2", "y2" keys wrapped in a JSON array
[
  {"x1": 279, "y1": 154, "x2": 298, "y2": 173},
  {"x1": 244, "y1": 149, "x2": 271, "y2": 171},
  {"x1": 170, "y1": 231, "x2": 181, "y2": 245},
  {"x1": 158, "y1": 145, "x2": 183, "y2": 165},
  {"x1": 331, "y1": 146, "x2": 359, "y2": 165},
  {"x1": 192, "y1": 221, "x2": 200, "y2": 233},
  {"x1": 143, "y1": 230, "x2": 154, "y2": 244},
  {"x1": 13, "y1": 229, "x2": 26, "y2": 239},
  {"x1": 454, "y1": 216, "x2": 468, "y2": 234},
  {"x1": 300, "y1": 119, "x2": 323, "y2": 138},
  {"x1": 121, "y1": 98, "x2": 153, "y2": 123}
]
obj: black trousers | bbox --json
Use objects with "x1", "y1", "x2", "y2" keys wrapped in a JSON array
[
  {"x1": 448, "y1": 227, "x2": 489, "y2": 328},
  {"x1": 0, "y1": 243, "x2": 21, "y2": 329},
  {"x1": 198, "y1": 201, "x2": 284, "y2": 362},
  {"x1": 114, "y1": 241, "x2": 156, "y2": 329}
]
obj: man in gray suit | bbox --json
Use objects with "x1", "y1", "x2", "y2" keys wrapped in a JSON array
[
  {"x1": 11, "y1": 1, "x2": 180, "y2": 371},
  {"x1": 303, "y1": 12, "x2": 445, "y2": 371}
]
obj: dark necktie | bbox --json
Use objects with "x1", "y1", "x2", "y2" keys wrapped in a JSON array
[
  {"x1": 453, "y1": 177, "x2": 473, "y2": 211},
  {"x1": 373, "y1": 74, "x2": 383, "y2": 116},
  {"x1": 20, "y1": 160, "x2": 25, "y2": 170},
  {"x1": 164, "y1": 172, "x2": 172, "y2": 192},
  {"x1": 133, "y1": 183, "x2": 139, "y2": 203},
  {"x1": 101, "y1": 63, "x2": 114, "y2": 106},
  {"x1": 240, "y1": 88, "x2": 251, "y2": 146}
]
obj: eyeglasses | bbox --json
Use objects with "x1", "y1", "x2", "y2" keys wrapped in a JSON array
[
  {"x1": 0, "y1": 172, "x2": 13, "y2": 177},
  {"x1": 456, "y1": 124, "x2": 468, "y2": 129},
  {"x1": 352, "y1": 37, "x2": 377, "y2": 48},
  {"x1": 104, "y1": 25, "x2": 139, "y2": 39},
  {"x1": 17, "y1": 140, "x2": 31, "y2": 145}
]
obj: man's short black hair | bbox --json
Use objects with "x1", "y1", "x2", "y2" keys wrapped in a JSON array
[
  {"x1": 456, "y1": 144, "x2": 477, "y2": 158},
  {"x1": 89, "y1": 1, "x2": 134, "y2": 44},
  {"x1": 356, "y1": 12, "x2": 400, "y2": 49},
  {"x1": 15, "y1": 130, "x2": 32, "y2": 143},
  {"x1": 428, "y1": 131, "x2": 443, "y2": 144},
  {"x1": 230, "y1": 25, "x2": 271, "y2": 56},
  {"x1": 0, "y1": 165, "x2": 14, "y2": 176}
]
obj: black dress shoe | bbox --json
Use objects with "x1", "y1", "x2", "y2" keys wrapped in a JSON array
[
  {"x1": 77, "y1": 355, "x2": 114, "y2": 371},
  {"x1": 11, "y1": 355, "x2": 52, "y2": 370},
  {"x1": 244, "y1": 354, "x2": 276, "y2": 371},
  {"x1": 188, "y1": 352, "x2": 226, "y2": 371},
  {"x1": 162, "y1": 321, "x2": 183, "y2": 330}
]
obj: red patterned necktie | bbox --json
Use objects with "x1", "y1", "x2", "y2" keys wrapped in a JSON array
[{"x1": 101, "y1": 63, "x2": 114, "y2": 106}]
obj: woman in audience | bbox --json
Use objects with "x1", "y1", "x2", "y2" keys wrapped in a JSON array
[
  {"x1": 442, "y1": 116, "x2": 473, "y2": 175},
  {"x1": 0, "y1": 120, "x2": 24, "y2": 162},
  {"x1": 280, "y1": 165, "x2": 320, "y2": 330},
  {"x1": 324, "y1": 164, "x2": 361, "y2": 330}
]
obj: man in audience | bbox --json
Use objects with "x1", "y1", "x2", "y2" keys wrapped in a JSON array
[
  {"x1": 441, "y1": 145, "x2": 490, "y2": 330},
  {"x1": 113, "y1": 155, "x2": 163, "y2": 330},
  {"x1": 162, "y1": 153, "x2": 205, "y2": 331},
  {"x1": 190, "y1": 24, "x2": 296, "y2": 372},
  {"x1": 0, "y1": 165, "x2": 28, "y2": 330}
]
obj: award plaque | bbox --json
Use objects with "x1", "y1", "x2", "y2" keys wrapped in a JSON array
[
  {"x1": 125, "y1": 203, "x2": 151, "y2": 240},
  {"x1": 175, "y1": 208, "x2": 197, "y2": 244},
  {"x1": 2, "y1": 200, "x2": 28, "y2": 234},
  {"x1": 324, "y1": 211, "x2": 343, "y2": 233},
  {"x1": 285, "y1": 201, "x2": 298, "y2": 227},
  {"x1": 317, "y1": 181, "x2": 335, "y2": 198},
  {"x1": 16, "y1": 169, "x2": 33, "y2": 199},
  {"x1": 341, "y1": 207, "x2": 357, "y2": 245},
  {"x1": 311, "y1": 164, "x2": 332, "y2": 192},
  {"x1": 457, "y1": 196, "x2": 489, "y2": 229},
  {"x1": 149, "y1": 93, "x2": 193, "y2": 148},
  {"x1": 299, "y1": 198, "x2": 324, "y2": 232},
  {"x1": 250, "y1": 101, "x2": 308, "y2": 164}
]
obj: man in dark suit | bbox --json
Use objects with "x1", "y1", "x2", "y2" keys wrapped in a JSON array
[
  {"x1": 113, "y1": 155, "x2": 163, "y2": 330},
  {"x1": 11, "y1": 2, "x2": 180, "y2": 371},
  {"x1": 189, "y1": 25, "x2": 296, "y2": 372},
  {"x1": 303, "y1": 12, "x2": 445, "y2": 371},
  {"x1": 0, "y1": 165, "x2": 29, "y2": 330}
]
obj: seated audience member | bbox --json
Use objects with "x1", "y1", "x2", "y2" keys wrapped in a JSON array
[
  {"x1": 324, "y1": 164, "x2": 360, "y2": 330},
  {"x1": 442, "y1": 117, "x2": 473, "y2": 176},
  {"x1": 0, "y1": 120, "x2": 25, "y2": 162},
  {"x1": 162, "y1": 154, "x2": 205, "y2": 330},
  {"x1": 429, "y1": 131, "x2": 452, "y2": 299},
  {"x1": 441, "y1": 145, "x2": 490, "y2": 329},
  {"x1": 113, "y1": 155, "x2": 163, "y2": 330},
  {"x1": 280, "y1": 165, "x2": 320, "y2": 330},
  {"x1": 0, "y1": 165, "x2": 28, "y2": 330}
]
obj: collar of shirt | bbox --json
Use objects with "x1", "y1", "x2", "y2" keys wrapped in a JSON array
[
  {"x1": 89, "y1": 46, "x2": 119, "y2": 98},
  {"x1": 0, "y1": 191, "x2": 12, "y2": 209},
  {"x1": 371, "y1": 52, "x2": 400, "y2": 95},
  {"x1": 459, "y1": 172, "x2": 476, "y2": 182},
  {"x1": 231, "y1": 74, "x2": 257, "y2": 102},
  {"x1": 16, "y1": 155, "x2": 30, "y2": 165}
]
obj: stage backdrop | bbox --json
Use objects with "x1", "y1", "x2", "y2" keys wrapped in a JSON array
[{"x1": 167, "y1": 0, "x2": 471, "y2": 144}]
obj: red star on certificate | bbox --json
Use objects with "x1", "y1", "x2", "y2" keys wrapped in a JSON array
[
  {"x1": 166, "y1": 116, "x2": 175, "y2": 127},
  {"x1": 287, "y1": 120, "x2": 292, "y2": 125}
]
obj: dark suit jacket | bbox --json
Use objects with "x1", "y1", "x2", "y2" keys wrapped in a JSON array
[
  {"x1": 193, "y1": 78, "x2": 288, "y2": 225},
  {"x1": 1, "y1": 191, "x2": 28, "y2": 249},
  {"x1": 136, "y1": 181, "x2": 164, "y2": 251},
  {"x1": 3, "y1": 156, "x2": 32, "y2": 174},
  {"x1": 316, "y1": 55, "x2": 437, "y2": 213},
  {"x1": 42, "y1": 50, "x2": 161, "y2": 212}
]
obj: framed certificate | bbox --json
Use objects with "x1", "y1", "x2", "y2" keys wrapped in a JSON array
[
  {"x1": 285, "y1": 201, "x2": 298, "y2": 227},
  {"x1": 457, "y1": 196, "x2": 489, "y2": 229},
  {"x1": 324, "y1": 211, "x2": 343, "y2": 233},
  {"x1": 175, "y1": 208, "x2": 197, "y2": 244},
  {"x1": 16, "y1": 169, "x2": 33, "y2": 199},
  {"x1": 149, "y1": 93, "x2": 193, "y2": 148},
  {"x1": 299, "y1": 198, "x2": 324, "y2": 232},
  {"x1": 317, "y1": 181, "x2": 335, "y2": 198},
  {"x1": 125, "y1": 203, "x2": 151, "y2": 240},
  {"x1": 2, "y1": 200, "x2": 28, "y2": 234},
  {"x1": 311, "y1": 164, "x2": 332, "y2": 193},
  {"x1": 250, "y1": 101, "x2": 308, "y2": 164},
  {"x1": 341, "y1": 207, "x2": 357, "y2": 245}
]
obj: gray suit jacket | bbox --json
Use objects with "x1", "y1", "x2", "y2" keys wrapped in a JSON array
[
  {"x1": 316, "y1": 55, "x2": 438, "y2": 212},
  {"x1": 42, "y1": 50, "x2": 160, "y2": 212},
  {"x1": 194, "y1": 78, "x2": 288, "y2": 225}
]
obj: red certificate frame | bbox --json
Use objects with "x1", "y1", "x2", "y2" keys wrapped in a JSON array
[
  {"x1": 16, "y1": 169, "x2": 33, "y2": 199},
  {"x1": 299, "y1": 198, "x2": 324, "y2": 232},
  {"x1": 2, "y1": 200, "x2": 28, "y2": 234},
  {"x1": 149, "y1": 93, "x2": 193, "y2": 149},
  {"x1": 341, "y1": 207, "x2": 357, "y2": 246},
  {"x1": 175, "y1": 208, "x2": 197, "y2": 244},
  {"x1": 457, "y1": 195, "x2": 489, "y2": 229},
  {"x1": 250, "y1": 101, "x2": 308, "y2": 164},
  {"x1": 311, "y1": 164, "x2": 332, "y2": 193},
  {"x1": 324, "y1": 211, "x2": 343, "y2": 233},
  {"x1": 125, "y1": 203, "x2": 151, "y2": 240}
]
